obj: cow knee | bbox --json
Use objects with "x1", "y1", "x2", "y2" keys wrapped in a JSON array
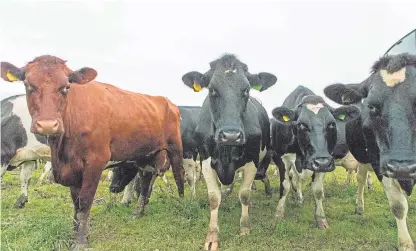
[
  {"x1": 208, "y1": 192, "x2": 220, "y2": 210},
  {"x1": 239, "y1": 189, "x2": 250, "y2": 206},
  {"x1": 391, "y1": 202, "x2": 405, "y2": 220}
]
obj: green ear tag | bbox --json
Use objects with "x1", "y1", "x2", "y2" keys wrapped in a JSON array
[
  {"x1": 338, "y1": 114, "x2": 345, "y2": 121},
  {"x1": 251, "y1": 85, "x2": 262, "y2": 91}
]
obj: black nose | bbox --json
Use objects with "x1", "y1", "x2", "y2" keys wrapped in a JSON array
[
  {"x1": 218, "y1": 129, "x2": 244, "y2": 145},
  {"x1": 386, "y1": 160, "x2": 416, "y2": 179},
  {"x1": 109, "y1": 185, "x2": 121, "y2": 193}
]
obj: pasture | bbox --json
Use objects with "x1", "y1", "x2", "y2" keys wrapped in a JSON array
[{"x1": 1, "y1": 164, "x2": 415, "y2": 251}]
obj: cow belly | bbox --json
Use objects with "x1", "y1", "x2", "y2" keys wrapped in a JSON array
[{"x1": 9, "y1": 145, "x2": 51, "y2": 167}]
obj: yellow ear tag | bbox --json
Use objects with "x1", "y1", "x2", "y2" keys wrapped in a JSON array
[
  {"x1": 193, "y1": 81, "x2": 202, "y2": 92},
  {"x1": 6, "y1": 71, "x2": 19, "y2": 82},
  {"x1": 282, "y1": 115, "x2": 290, "y2": 122},
  {"x1": 338, "y1": 114, "x2": 345, "y2": 121}
]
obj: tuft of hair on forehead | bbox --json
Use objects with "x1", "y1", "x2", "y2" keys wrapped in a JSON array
[
  {"x1": 300, "y1": 95, "x2": 326, "y2": 106},
  {"x1": 371, "y1": 53, "x2": 416, "y2": 74},
  {"x1": 27, "y1": 55, "x2": 67, "y2": 67},
  {"x1": 209, "y1": 53, "x2": 248, "y2": 72}
]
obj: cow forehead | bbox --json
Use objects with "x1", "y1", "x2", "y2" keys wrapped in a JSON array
[
  {"x1": 379, "y1": 67, "x2": 406, "y2": 87},
  {"x1": 26, "y1": 67, "x2": 67, "y2": 84},
  {"x1": 299, "y1": 105, "x2": 333, "y2": 124}
]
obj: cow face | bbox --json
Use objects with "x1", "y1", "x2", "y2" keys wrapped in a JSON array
[
  {"x1": 324, "y1": 53, "x2": 416, "y2": 180},
  {"x1": 182, "y1": 54, "x2": 277, "y2": 146},
  {"x1": 332, "y1": 105, "x2": 361, "y2": 159},
  {"x1": 1, "y1": 55, "x2": 97, "y2": 135},
  {"x1": 272, "y1": 95, "x2": 359, "y2": 172},
  {"x1": 109, "y1": 163, "x2": 139, "y2": 193}
]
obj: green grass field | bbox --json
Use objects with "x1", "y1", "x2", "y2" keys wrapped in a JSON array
[{"x1": 1, "y1": 165, "x2": 415, "y2": 251}]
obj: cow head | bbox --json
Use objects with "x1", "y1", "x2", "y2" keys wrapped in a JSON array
[
  {"x1": 108, "y1": 163, "x2": 139, "y2": 193},
  {"x1": 272, "y1": 95, "x2": 359, "y2": 172},
  {"x1": 324, "y1": 53, "x2": 416, "y2": 180},
  {"x1": 1, "y1": 55, "x2": 97, "y2": 135},
  {"x1": 182, "y1": 54, "x2": 277, "y2": 146}
]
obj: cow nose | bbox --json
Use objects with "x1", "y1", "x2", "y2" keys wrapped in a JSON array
[
  {"x1": 218, "y1": 129, "x2": 244, "y2": 145},
  {"x1": 313, "y1": 157, "x2": 332, "y2": 169},
  {"x1": 386, "y1": 160, "x2": 416, "y2": 179},
  {"x1": 36, "y1": 120, "x2": 59, "y2": 135},
  {"x1": 109, "y1": 184, "x2": 120, "y2": 193}
]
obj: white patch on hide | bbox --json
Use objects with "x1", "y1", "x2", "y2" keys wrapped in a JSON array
[
  {"x1": 380, "y1": 67, "x2": 406, "y2": 87},
  {"x1": 306, "y1": 103, "x2": 324, "y2": 114},
  {"x1": 224, "y1": 69, "x2": 237, "y2": 73}
]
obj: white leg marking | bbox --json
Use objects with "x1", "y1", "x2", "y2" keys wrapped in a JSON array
[
  {"x1": 382, "y1": 177, "x2": 414, "y2": 250},
  {"x1": 183, "y1": 158, "x2": 197, "y2": 198},
  {"x1": 355, "y1": 163, "x2": 372, "y2": 215},
  {"x1": 276, "y1": 154, "x2": 294, "y2": 220},
  {"x1": 239, "y1": 161, "x2": 256, "y2": 235},
  {"x1": 201, "y1": 157, "x2": 221, "y2": 251},
  {"x1": 312, "y1": 172, "x2": 328, "y2": 228},
  {"x1": 121, "y1": 179, "x2": 134, "y2": 205},
  {"x1": 14, "y1": 161, "x2": 36, "y2": 208},
  {"x1": 38, "y1": 161, "x2": 52, "y2": 185}
]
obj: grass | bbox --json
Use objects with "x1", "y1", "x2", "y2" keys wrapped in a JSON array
[{"x1": 1, "y1": 165, "x2": 415, "y2": 251}]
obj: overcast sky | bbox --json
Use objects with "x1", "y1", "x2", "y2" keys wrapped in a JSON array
[{"x1": 1, "y1": 0, "x2": 415, "y2": 115}]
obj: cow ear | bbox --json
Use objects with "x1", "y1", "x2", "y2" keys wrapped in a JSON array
[
  {"x1": 272, "y1": 107, "x2": 295, "y2": 123},
  {"x1": 324, "y1": 83, "x2": 364, "y2": 105},
  {"x1": 247, "y1": 72, "x2": 277, "y2": 92},
  {"x1": 1, "y1": 62, "x2": 25, "y2": 82},
  {"x1": 332, "y1": 105, "x2": 360, "y2": 122},
  {"x1": 182, "y1": 71, "x2": 208, "y2": 92},
  {"x1": 68, "y1": 67, "x2": 97, "y2": 84}
]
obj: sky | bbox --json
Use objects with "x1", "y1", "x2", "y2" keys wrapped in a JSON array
[{"x1": 1, "y1": 0, "x2": 415, "y2": 116}]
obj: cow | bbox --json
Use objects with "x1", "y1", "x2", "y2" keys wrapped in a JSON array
[
  {"x1": 270, "y1": 85, "x2": 359, "y2": 229},
  {"x1": 323, "y1": 53, "x2": 416, "y2": 250},
  {"x1": 108, "y1": 105, "x2": 203, "y2": 204},
  {"x1": 1, "y1": 94, "x2": 53, "y2": 208},
  {"x1": 181, "y1": 53, "x2": 276, "y2": 250},
  {"x1": 0, "y1": 55, "x2": 185, "y2": 250}
]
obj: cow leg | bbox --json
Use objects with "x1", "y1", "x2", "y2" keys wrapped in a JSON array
[
  {"x1": 261, "y1": 175, "x2": 272, "y2": 198},
  {"x1": 355, "y1": 163, "x2": 370, "y2": 215},
  {"x1": 251, "y1": 181, "x2": 257, "y2": 191},
  {"x1": 275, "y1": 155, "x2": 290, "y2": 221},
  {"x1": 132, "y1": 168, "x2": 155, "y2": 218},
  {"x1": 202, "y1": 157, "x2": 221, "y2": 251},
  {"x1": 239, "y1": 161, "x2": 256, "y2": 236},
  {"x1": 221, "y1": 183, "x2": 234, "y2": 201},
  {"x1": 183, "y1": 157, "x2": 197, "y2": 199},
  {"x1": 72, "y1": 163, "x2": 106, "y2": 250},
  {"x1": 382, "y1": 177, "x2": 414, "y2": 251},
  {"x1": 312, "y1": 172, "x2": 328, "y2": 229},
  {"x1": 367, "y1": 172, "x2": 374, "y2": 191},
  {"x1": 121, "y1": 179, "x2": 135, "y2": 206},
  {"x1": 15, "y1": 161, "x2": 36, "y2": 208},
  {"x1": 346, "y1": 169, "x2": 355, "y2": 185},
  {"x1": 37, "y1": 161, "x2": 52, "y2": 185},
  {"x1": 161, "y1": 173, "x2": 172, "y2": 192},
  {"x1": 289, "y1": 165, "x2": 304, "y2": 205}
]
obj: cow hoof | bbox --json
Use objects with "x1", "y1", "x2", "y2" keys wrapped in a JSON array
[
  {"x1": 316, "y1": 218, "x2": 329, "y2": 229},
  {"x1": 368, "y1": 185, "x2": 374, "y2": 191},
  {"x1": 131, "y1": 209, "x2": 144, "y2": 219},
  {"x1": 204, "y1": 241, "x2": 219, "y2": 251},
  {"x1": 71, "y1": 242, "x2": 89, "y2": 251},
  {"x1": 239, "y1": 227, "x2": 250, "y2": 236},
  {"x1": 121, "y1": 202, "x2": 131, "y2": 207},
  {"x1": 355, "y1": 205, "x2": 364, "y2": 215},
  {"x1": 397, "y1": 241, "x2": 415, "y2": 251},
  {"x1": 265, "y1": 192, "x2": 272, "y2": 199},
  {"x1": 14, "y1": 195, "x2": 28, "y2": 208}
]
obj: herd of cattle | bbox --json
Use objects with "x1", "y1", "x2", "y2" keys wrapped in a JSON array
[{"x1": 1, "y1": 53, "x2": 415, "y2": 251}]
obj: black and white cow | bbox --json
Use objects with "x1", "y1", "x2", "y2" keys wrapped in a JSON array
[
  {"x1": 324, "y1": 53, "x2": 416, "y2": 250},
  {"x1": 270, "y1": 85, "x2": 359, "y2": 228},
  {"x1": 181, "y1": 54, "x2": 276, "y2": 250},
  {"x1": 1, "y1": 94, "x2": 53, "y2": 208},
  {"x1": 108, "y1": 106, "x2": 203, "y2": 204}
]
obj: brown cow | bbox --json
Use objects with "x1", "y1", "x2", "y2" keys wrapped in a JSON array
[{"x1": 1, "y1": 55, "x2": 185, "y2": 250}]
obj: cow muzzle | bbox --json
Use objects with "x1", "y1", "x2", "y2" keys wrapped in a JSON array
[
  {"x1": 109, "y1": 183, "x2": 123, "y2": 193},
  {"x1": 308, "y1": 156, "x2": 335, "y2": 172},
  {"x1": 217, "y1": 128, "x2": 245, "y2": 146},
  {"x1": 385, "y1": 160, "x2": 416, "y2": 180},
  {"x1": 34, "y1": 119, "x2": 60, "y2": 135}
]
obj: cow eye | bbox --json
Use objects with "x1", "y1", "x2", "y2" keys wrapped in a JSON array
[
  {"x1": 297, "y1": 123, "x2": 310, "y2": 132},
  {"x1": 327, "y1": 122, "x2": 336, "y2": 130},
  {"x1": 242, "y1": 88, "x2": 250, "y2": 98},
  {"x1": 24, "y1": 82, "x2": 35, "y2": 94},
  {"x1": 60, "y1": 85, "x2": 70, "y2": 95},
  {"x1": 367, "y1": 104, "x2": 380, "y2": 116},
  {"x1": 209, "y1": 88, "x2": 218, "y2": 97}
]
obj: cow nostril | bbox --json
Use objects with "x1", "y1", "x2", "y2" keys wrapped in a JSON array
[
  {"x1": 219, "y1": 131, "x2": 227, "y2": 142},
  {"x1": 313, "y1": 157, "x2": 330, "y2": 167}
]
